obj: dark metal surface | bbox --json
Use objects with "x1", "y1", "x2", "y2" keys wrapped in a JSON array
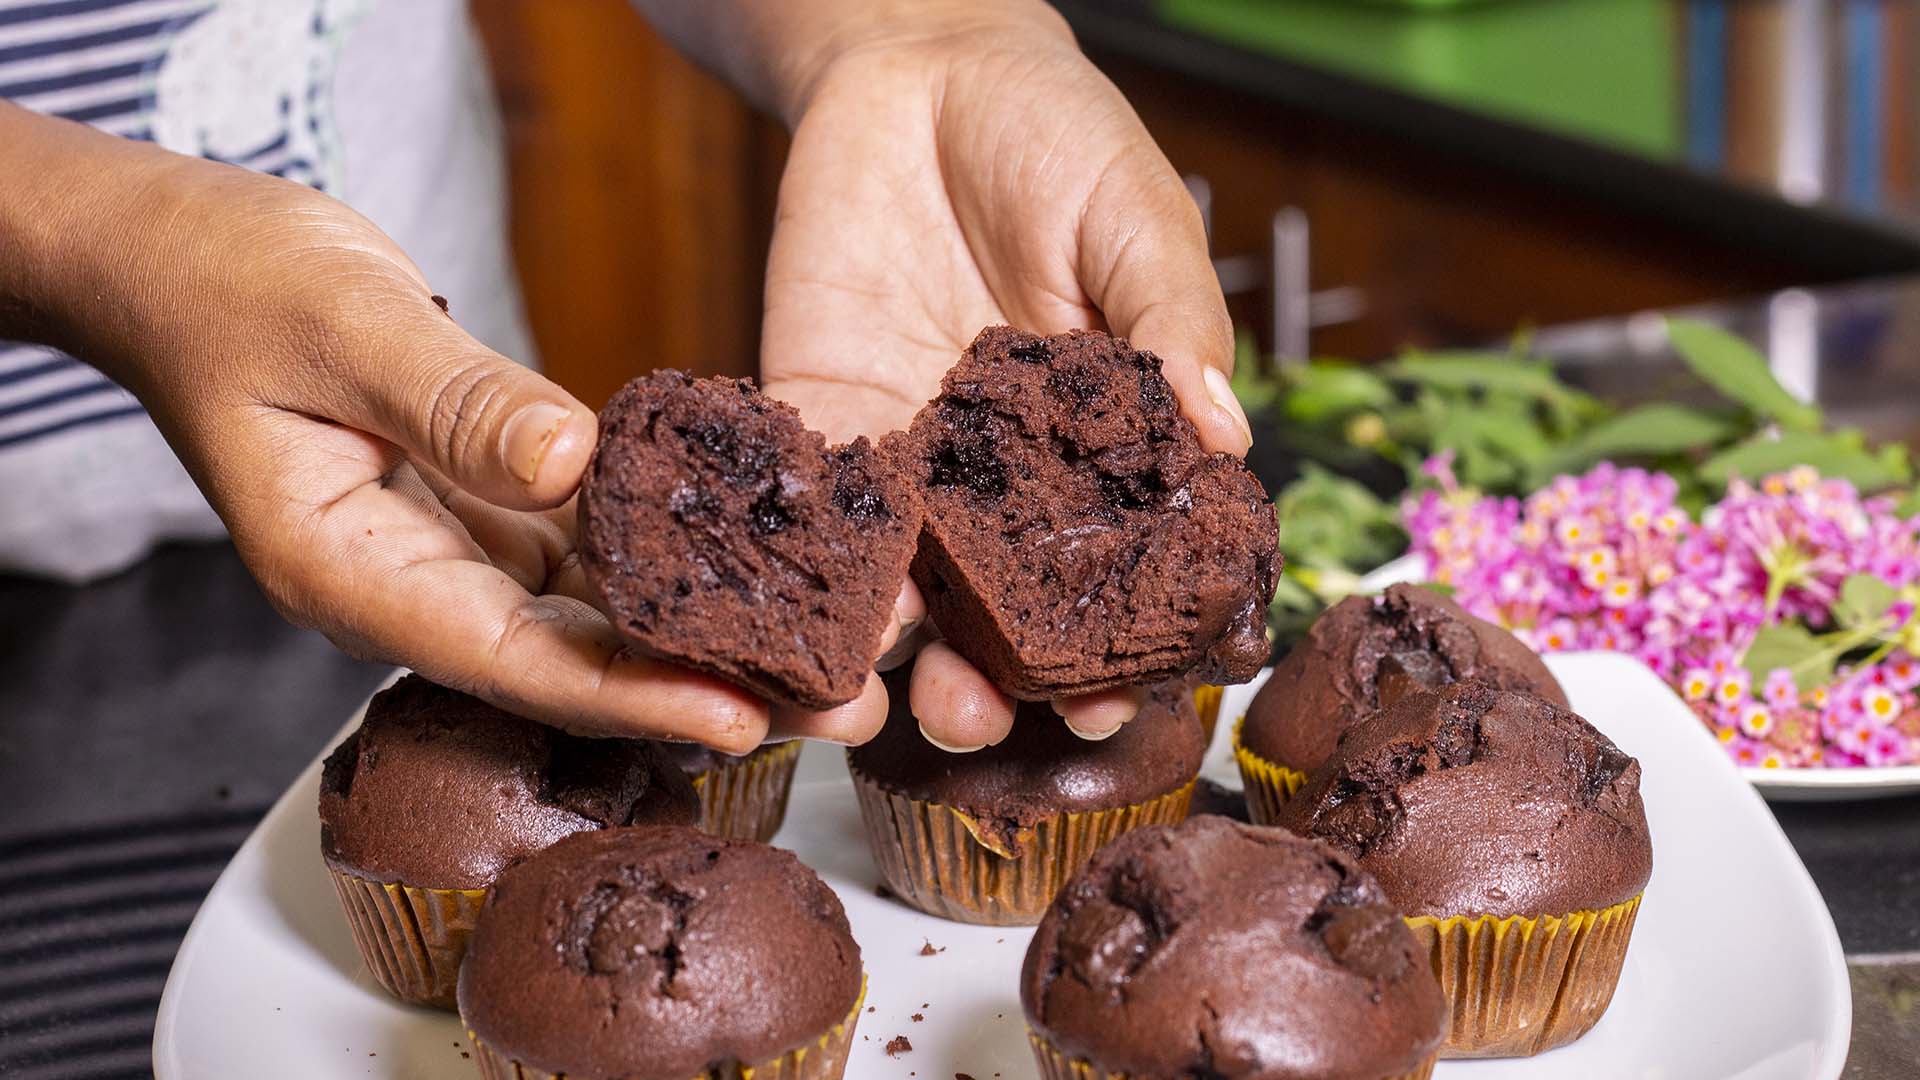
[{"x1": 0, "y1": 542, "x2": 390, "y2": 1077}]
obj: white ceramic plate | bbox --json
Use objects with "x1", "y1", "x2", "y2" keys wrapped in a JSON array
[
  {"x1": 1365, "y1": 554, "x2": 1920, "y2": 803},
  {"x1": 156, "y1": 653, "x2": 1849, "y2": 1079}
]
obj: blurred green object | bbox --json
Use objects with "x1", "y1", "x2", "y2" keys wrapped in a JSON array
[{"x1": 1156, "y1": 0, "x2": 1679, "y2": 157}]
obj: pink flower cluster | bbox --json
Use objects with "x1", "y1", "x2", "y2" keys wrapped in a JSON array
[{"x1": 1403, "y1": 456, "x2": 1920, "y2": 768}]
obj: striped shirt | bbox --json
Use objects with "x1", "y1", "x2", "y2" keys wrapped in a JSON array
[{"x1": 0, "y1": 0, "x2": 533, "y2": 581}]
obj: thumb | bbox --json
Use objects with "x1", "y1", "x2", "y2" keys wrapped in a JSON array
[
  {"x1": 1077, "y1": 150, "x2": 1250, "y2": 457},
  {"x1": 329, "y1": 291, "x2": 598, "y2": 510}
]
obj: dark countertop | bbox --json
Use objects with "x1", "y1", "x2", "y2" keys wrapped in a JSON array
[
  {"x1": 1055, "y1": 0, "x2": 1920, "y2": 280},
  {"x1": 9, "y1": 279, "x2": 1920, "y2": 1075}
]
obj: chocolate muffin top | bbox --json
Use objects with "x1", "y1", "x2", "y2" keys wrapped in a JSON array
[
  {"x1": 456, "y1": 826, "x2": 863, "y2": 1079},
  {"x1": 894, "y1": 326, "x2": 1278, "y2": 700},
  {"x1": 1021, "y1": 816, "x2": 1445, "y2": 1080},
  {"x1": 579, "y1": 371, "x2": 923, "y2": 710},
  {"x1": 1277, "y1": 681, "x2": 1651, "y2": 918},
  {"x1": 318, "y1": 675, "x2": 699, "y2": 889},
  {"x1": 847, "y1": 673, "x2": 1206, "y2": 851},
  {"x1": 1243, "y1": 584, "x2": 1567, "y2": 773}
]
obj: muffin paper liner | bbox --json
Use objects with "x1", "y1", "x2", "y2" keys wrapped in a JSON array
[
  {"x1": 848, "y1": 762, "x2": 1196, "y2": 925},
  {"x1": 1191, "y1": 684, "x2": 1224, "y2": 746},
  {"x1": 1027, "y1": 1029, "x2": 1437, "y2": 1080},
  {"x1": 1408, "y1": 893, "x2": 1643, "y2": 1058},
  {"x1": 464, "y1": 974, "x2": 866, "y2": 1080},
  {"x1": 1230, "y1": 718, "x2": 1309, "y2": 824},
  {"x1": 689, "y1": 740, "x2": 803, "y2": 842},
  {"x1": 328, "y1": 868, "x2": 488, "y2": 1010}
]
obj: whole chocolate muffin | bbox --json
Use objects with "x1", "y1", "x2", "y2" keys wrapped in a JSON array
[
  {"x1": 457, "y1": 826, "x2": 865, "y2": 1080},
  {"x1": 894, "y1": 326, "x2": 1278, "y2": 700},
  {"x1": 318, "y1": 675, "x2": 699, "y2": 1007},
  {"x1": 1239, "y1": 584, "x2": 1566, "y2": 804},
  {"x1": 1277, "y1": 682, "x2": 1651, "y2": 1057},
  {"x1": 579, "y1": 371, "x2": 922, "y2": 710},
  {"x1": 847, "y1": 673, "x2": 1205, "y2": 924},
  {"x1": 1021, "y1": 815, "x2": 1446, "y2": 1080}
]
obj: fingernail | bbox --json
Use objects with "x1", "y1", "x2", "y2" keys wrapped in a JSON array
[
  {"x1": 1202, "y1": 366, "x2": 1254, "y2": 451},
  {"x1": 1067, "y1": 718, "x2": 1124, "y2": 741},
  {"x1": 502, "y1": 402, "x2": 573, "y2": 485},
  {"x1": 917, "y1": 720, "x2": 984, "y2": 753}
]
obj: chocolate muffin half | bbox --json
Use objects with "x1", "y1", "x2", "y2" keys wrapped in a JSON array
[
  {"x1": 1237, "y1": 584, "x2": 1565, "y2": 819},
  {"x1": 847, "y1": 671, "x2": 1204, "y2": 925},
  {"x1": 456, "y1": 826, "x2": 865, "y2": 1080},
  {"x1": 580, "y1": 371, "x2": 923, "y2": 710},
  {"x1": 1021, "y1": 815, "x2": 1446, "y2": 1080},
  {"x1": 1277, "y1": 682, "x2": 1651, "y2": 1057},
  {"x1": 318, "y1": 675, "x2": 699, "y2": 1008},
  {"x1": 895, "y1": 326, "x2": 1278, "y2": 700}
]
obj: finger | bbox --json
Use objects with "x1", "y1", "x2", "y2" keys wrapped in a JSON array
[
  {"x1": 268, "y1": 468, "x2": 770, "y2": 753},
  {"x1": 299, "y1": 288, "x2": 600, "y2": 510},
  {"x1": 908, "y1": 642, "x2": 1016, "y2": 751},
  {"x1": 874, "y1": 579, "x2": 927, "y2": 670},
  {"x1": 768, "y1": 671, "x2": 890, "y2": 746},
  {"x1": 1077, "y1": 148, "x2": 1248, "y2": 456},
  {"x1": 1052, "y1": 685, "x2": 1146, "y2": 741}
]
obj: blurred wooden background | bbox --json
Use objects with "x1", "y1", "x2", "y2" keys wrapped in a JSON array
[
  {"x1": 471, "y1": 0, "x2": 780, "y2": 408},
  {"x1": 469, "y1": 1, "x2": 1819, "y2": 405}
]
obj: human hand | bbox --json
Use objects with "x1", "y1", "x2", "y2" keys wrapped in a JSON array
[
  {"x1": 753, "y1": 4, "x2": 1247, "y2": 749},
  {"x1": 0, "y1": 104, "x2": 894, "y2": 750}
]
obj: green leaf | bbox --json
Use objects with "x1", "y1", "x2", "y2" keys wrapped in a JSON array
[
  {"x1": 1742, "y1": 623, "x2": 1838, "y2": 692},
  {"x1": 1699, "y1": 429, "x2": 1911, "y2": 493},
  {"x1": 1280, "y1": 363, "x2": 1394, "y2": 425},
  {"x1": 1896, "y1": 484, "x2": 1920, "y2": 518},
  {"x1": 1380, "y1": 351, "x2": 1570, "y2": 402},
  {"x1": 1834, "y1": 574, "x2": 1898, "y2": 629},
  {"x1": 1229, "y1": 330, "x2": 1281, "y2": 415},
  {"x1": 1274, "y1": 464, "x2": 1406, "y2": 571},
  {"x1": 1665, "y1": 318, "x2": 1821, "y2": 431},
  {"x1": 1535, "y1": 403, "x2": 1740, "y2": 479}
]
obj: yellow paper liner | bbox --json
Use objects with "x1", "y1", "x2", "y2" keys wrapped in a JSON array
[
  {"x1": 1028, "y1": 1029, "x2": 1437, "y2": 1080},
  {"x1": 848, "y1": 762, "x2": 1195, "y2": 926},
  {"x1": 1407, "y1": 893, "x2": 1643, "y2": 1058},
  {"x1": 1230, "y1": 717, "x2": 1309, "y2": 825},
  {"x1": 328, "y1": 868, "x2": 488, "y2": 1009},
  {"x1": 1191, "y1": 683, "x2": 1225, "y2": 746},
  {"x1": 465, "y1": 974, "x2": 866, "y2": 1080},
  {"x1": 688, "y1": 740, "x2": 803, "y2": 842}
]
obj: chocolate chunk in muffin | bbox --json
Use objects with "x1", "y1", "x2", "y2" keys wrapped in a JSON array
[
  {"x1": 1244, "y1": 583, "x2": 1567, "y2": 775},
  {"x1": 456, "y1": 826, "x2": 864, "y2": 1080},
  {"x1": 1020, "y1": 815, "x2": 1445, "y2": 1079},
  {"x1": 894, "y1": 326, "x2": 1278, "y2": 700},
  {"x1": 579, "y1": 371, "x2": 922, "y2": 710},
  {"x1": 319, "y1": 675, "x2": 700, "y2": 889},
  {"x1": 1277, "y1": 681, "x2": 1651, "y2": 919}
]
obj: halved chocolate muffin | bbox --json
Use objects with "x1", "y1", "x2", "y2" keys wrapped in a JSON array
[
  {"x1": 1237, "y1": 584, "x2": 1565, "y2": 819},
  {"x1": 1277, "y1": 682, "x2": 1651, "y2": 1057},
  {"x1": 580, "y1": 371, "x2": 922, "y2": 710},
  {"x1": 457, "y1": 826, "x2": 865, "y2": 1080},
  {"x1": 318, "y1": 675, "x2": 698, "y2": 1008},
  {"x1": 1021, "y1": 815, "x2": 1446, "y2": 1080},
  {"x1": 893, "y1": 326, "x2": 1278, "y2": 700},
  {"x1": 848, "y1": 671, "x2": 1204, "y2": 925}
]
